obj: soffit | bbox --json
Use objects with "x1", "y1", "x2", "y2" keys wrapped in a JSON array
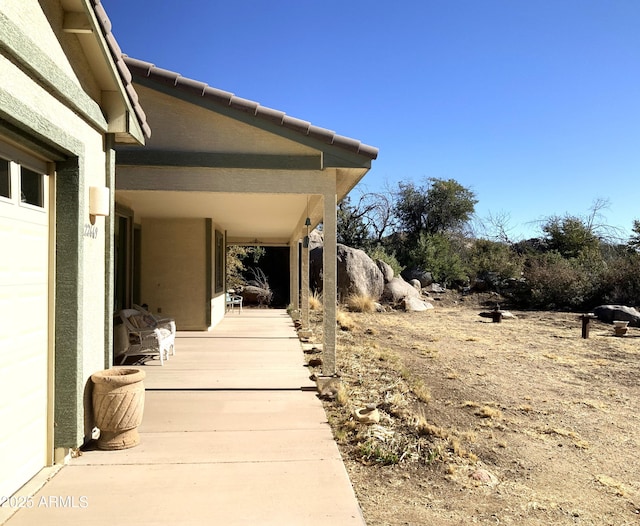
[{"x1": 117, "y1": 190, "x2": 312, "y2": 244}]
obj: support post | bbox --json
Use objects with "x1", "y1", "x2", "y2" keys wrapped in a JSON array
[
  {"x1": 322, "y1": 192, "x2": 337, "y2": 375},
  {"x1": 301, "y1": 236, "x2": 310, "y2": 331},
  {"x1": 289, "y1": 238, "x2": 300, "y2": 311}
]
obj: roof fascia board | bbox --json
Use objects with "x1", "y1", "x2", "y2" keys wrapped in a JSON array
[
  {"x1": 0, "y1": 11, "x2": 107, "y2": 133},
  {"x1": 323, "y1": 151, "x2": 372, "y2": 170},
  {"x1": 82, "y1": 0, "x2": 146, "y2": 144},
  {"x1": 116, "y1": 149, "x2": 322, "y2": 171},
  {"x1": 132, "y1": 74, "x2": 374, "y2": 169}
]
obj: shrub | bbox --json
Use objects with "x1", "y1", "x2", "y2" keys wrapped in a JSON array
[
  {"x1": 468, "y1": 239, "x2": 524, "y2": 282},
  {"x1": 521, "y1": 251, "x2": 598, "y2": 310},
  {"x1": 309, "y1": 290, "x2": 322, "y2": 311},
  {"x1": 346, "y1": 294, "x2": 376, "y2": 313},
  {"x1": 336, "y1": 310, "x2": 356, "y2": 331},
  {"x1": 409, "y1": 233, "x2": 468, "y2": 287},
  {"x1": 595, "y1": 252, "x2": 640, "y2": 306},
  {"x1": 366, "y1": 244, "x2": 404, "y2": 276}
]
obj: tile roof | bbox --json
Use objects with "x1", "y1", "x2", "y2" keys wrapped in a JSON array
[
  {"x1": 123, "y1": 56, "x2": 379, "y2": 160},
  {"x1": 91, "y1": 0, "x2": 151, "y2": 139}
]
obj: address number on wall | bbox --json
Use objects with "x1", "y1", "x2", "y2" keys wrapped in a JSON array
[{"x1": 83, "y1": 223, "x2": 99, "y2": 239}]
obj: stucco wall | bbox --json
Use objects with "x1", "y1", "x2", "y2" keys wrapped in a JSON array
[
  {"x1": 0, "y1": 1, "x2": 113, "y2": 448},
  {"x1": 141, "y1": 218, "x2": 208, "y2": 330}
]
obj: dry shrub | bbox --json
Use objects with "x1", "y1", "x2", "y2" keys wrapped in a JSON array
[
  {"x1": 477, "y1": 406, "x2": 502, "y2": 419},
  {"x1": 416, "y1": 418, "x2": 448, "y2": 439},
  {"x1": 309, "y1": 290, "x2": 322, "y2": 310},
  {"x1": 411, "y1": 380, "x2": 432, "y2": 404},
  {"x1": 337, "y1": 310, "x2": 356, "y2": 331},
  {"x1": 335, "y1": 383, "x2": 349, "y2": 406},
  {"x1": 346, "y1": 294, "x2": 376, "y2": 313}
]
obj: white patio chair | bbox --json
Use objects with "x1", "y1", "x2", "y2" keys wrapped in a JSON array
[
  {"x1": 115, "y1": 309, "x2": 172, "y2": 365},
  {"x1": 226, "y1": 292, "x2": 243, "y2": 313},
  {"x1": 133, "y1": 304, "x2": 176, "y2": 357}
]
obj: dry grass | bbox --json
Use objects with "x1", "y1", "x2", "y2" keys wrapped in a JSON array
[
  {"x1": 308, "y1": 290, "x2": 322, "y2": 311},
  {"x1": 336, "y1": 310, "x2": 356, "y2": 331},
  {"x1": 345, "y1": 294, "x2": 377, "y2": 313},
  {"x1": 311, "y1": 300, "x2": 640, "y2": 525}
]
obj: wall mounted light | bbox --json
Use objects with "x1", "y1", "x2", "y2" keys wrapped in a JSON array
[{"x1": 89, "y1": 186, "x2": 110, "y2": 224}]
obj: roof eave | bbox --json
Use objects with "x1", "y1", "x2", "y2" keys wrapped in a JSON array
[{"x1": 124, "y1": 56, "x2": 377, "y2": 164}]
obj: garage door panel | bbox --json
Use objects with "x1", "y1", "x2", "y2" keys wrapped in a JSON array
[
  {"x1": 0, "y1": 173, "x2": 49, "y2": 498},
  {"x1": 0, "y1": 218, "x2": 48, "y2": 287}
]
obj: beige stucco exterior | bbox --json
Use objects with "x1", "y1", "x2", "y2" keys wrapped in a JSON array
[
  {"x1": 141, "y1": 218, "x2": 209, "y2": 330},
  {"x1": 0, "y1": 0, "x2": 146, "y2": 500}
]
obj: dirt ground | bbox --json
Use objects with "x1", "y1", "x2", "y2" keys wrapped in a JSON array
[{"x1": 308, "y1": 292, "x2": 640, "y2": 525}]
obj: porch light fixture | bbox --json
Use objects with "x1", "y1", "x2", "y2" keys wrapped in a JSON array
[
  {"x1": 303, "y1": 216, "x2": 312, "y2": 248},
  {"x1": 89, "y1": 186, "x2": 110, "y2": 223}
]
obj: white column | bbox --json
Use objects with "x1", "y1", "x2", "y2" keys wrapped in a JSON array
[
  {"x1": 322, "y1": 191, "x2": 337, "y2": 375},
  {"x1": 289, "y1": 238, "x2": 300, "y2": 311},
  {"x1": 301, "y1": 237, "x2": 310, "y2": 330}
]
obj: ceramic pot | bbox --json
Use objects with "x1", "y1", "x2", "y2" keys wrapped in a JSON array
[
  {"x1": 613, "y1": 320, "x2": 629, "y2": 337},
  {"x1": 91, "y1": 368, "x2": 146, "y2": 450}
]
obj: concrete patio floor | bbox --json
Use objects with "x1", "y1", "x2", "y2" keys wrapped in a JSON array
[{"x1": 2, "y1": 309, "x2": 365, "y2": 525}]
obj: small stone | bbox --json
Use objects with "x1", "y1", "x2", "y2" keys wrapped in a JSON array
[{"x1": 469, "y1": 468, "x2": 499, "y2": 486}]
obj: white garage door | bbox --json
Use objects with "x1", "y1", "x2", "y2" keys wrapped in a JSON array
[{"x1": 0, "y1": 143, "x2": 51, "y2": 498}]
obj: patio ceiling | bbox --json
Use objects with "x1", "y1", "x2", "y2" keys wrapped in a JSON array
[{"x1": 115, "y1": 189, "x2": 316, "y2": 245}]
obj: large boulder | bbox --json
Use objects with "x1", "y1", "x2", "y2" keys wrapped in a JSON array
[
  {"x1": 382, "y1": 277, "x2": 420, "y2": 303},
  {"x1": 336, "y1": 244, "x2": 383, "y2": 300},
  {"x1": 308, "y1": 229, "x2": 324, "y2": 250},
  {"x1": 403, "y1": 296, "x2": 434, "y2": 312},
  {"x1": 401, "y1": 268, "x2": 434, "y2": 288},
  {"x1": 593, "y1": 305, "x2": 640, "y2": 327},
  {"x1": 375, "y1": 259, "x2": 395, "y2": 283},
  {"x1": 309, "y1": 243, "x2": 384, "y2": 300},
  {"x1": 241, "y1": 285, "x2": 273, "y2": 306}
]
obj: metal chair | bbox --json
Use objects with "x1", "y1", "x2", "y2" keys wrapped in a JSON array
[{"x1": 226, "y1": 292, "x2": 243, "y2": 313}]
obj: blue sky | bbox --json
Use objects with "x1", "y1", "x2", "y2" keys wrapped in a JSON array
[{"x1": 102, "y1": 0, "x2": 640, "y2": 241}]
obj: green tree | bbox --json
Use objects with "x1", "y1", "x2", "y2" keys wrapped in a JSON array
[
  {"x1": 541, "y1": 215, "x2": 600, "y2": 259},
  {"x1": 337, "y1": 196, "x2": 370, "y2": 248},
  {"x1": 628, "y1": 219, "x2": 640, "y2": 251},
  {"x1": 408, "y1": 233, "x2": 468, "y2": 287},
  {"x1": 226, "y1": 246, "x2": 264, "y2": 290},
  {"x1": 394, "y1": 178, "x2": 477, "y2": 240},
  {"x1": 468, "y1": 239, "x2": 524, "y2": 281}
]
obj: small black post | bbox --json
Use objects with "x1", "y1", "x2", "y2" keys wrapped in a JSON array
[{"x1": 580, "y1": 315, "x2": 591, "y2": 339}]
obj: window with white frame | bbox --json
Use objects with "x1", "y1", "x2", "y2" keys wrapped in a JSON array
[{"x1": 0, "y1": 141, "x2": 47, "y2": 208}]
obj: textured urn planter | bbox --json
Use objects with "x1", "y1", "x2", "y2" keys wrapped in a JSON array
[
  {"x1": 91, "y1": 368, "x2": 146, "y2": 450},
  {"x1": 613, "y1": 320, "x2": 629, "y2": 337}
]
